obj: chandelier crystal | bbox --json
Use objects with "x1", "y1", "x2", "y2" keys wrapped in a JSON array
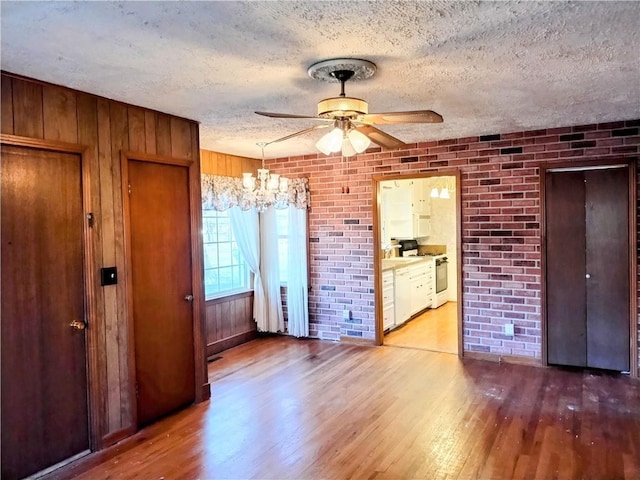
[{"x1": 242, "y1": 142, "x2": 290, "y2": 212}]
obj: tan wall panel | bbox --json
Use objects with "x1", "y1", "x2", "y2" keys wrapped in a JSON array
[
  {"x1": 201, "y1": 149, "x2": 261, "y2": 176},
  {"x1": 1, "y1": 76, "x2": 13, "y2": 134},
  {"x1": 12, "y1": 79, "x2": 43, "y2": 138},
  {"x1": 42, "y1": 84, "x2": 78, "y2": 143},
  {"x1": 127, "y1": 107, "x2": 146, "y2": 153}
]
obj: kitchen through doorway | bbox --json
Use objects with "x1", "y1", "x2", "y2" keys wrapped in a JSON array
[{"x1": 375, "y1": 173, "x2": 461, "y2": 355}]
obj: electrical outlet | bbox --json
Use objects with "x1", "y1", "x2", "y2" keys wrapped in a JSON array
[
  {"x1": 504, "y1": 323, "x2": 515, "y2": 336},
  {"x1": 343, "y1": 309, "x2": 351, "y2": 320}
]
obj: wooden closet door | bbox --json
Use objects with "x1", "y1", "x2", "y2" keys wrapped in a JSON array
[
  {"x1": 128, "y1": 159, "x2": 195, "y2": 426},
  {"x1": 546, "y1": 171, "x2": 587, "y2": 367},
  {"x1": 546, "y1": 167, "x2": 630, "y2": 371},
  {"x1": 585, "y1": 168, "x2": 630, "y2": 371},
  {"x1": 1, "y1": 146, "x2": 89, "y2": 479}
]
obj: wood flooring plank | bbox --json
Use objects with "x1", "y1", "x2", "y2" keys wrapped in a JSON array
[{"x1": 55, "y1": 337, "x2": 640, "y2": 480}]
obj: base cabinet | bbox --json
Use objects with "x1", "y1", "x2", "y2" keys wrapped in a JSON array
[
  {"x1": 382, "y1": 271, "x2": 395, "y2": 330},
  {"x1": 394, "y1": 267, "x2": 411, "y2": 326},
  {"x1": 408, "y1": 261, "x2": 434, "y2": 316}
]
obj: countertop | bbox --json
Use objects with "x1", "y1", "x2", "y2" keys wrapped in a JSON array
[{"x1": 381, "y1": 256, "x2": 433, "y2": 272}]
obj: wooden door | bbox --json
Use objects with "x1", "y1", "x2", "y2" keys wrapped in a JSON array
[
  {"x1": 128, "y1": 159, "x2": 195, "y2": 426},
  {"x1": 1, "y1": 145, "x2": 89, "y2": 479},
  {"x1": 584, "y1": 168, "x2": 629, "y2": 370},
  {"x1": 546, "y1": 172, "x2": 587, "y2": 367},
  {"x1": 546, "y1": 167, "x2": 630, "y2": 371}
]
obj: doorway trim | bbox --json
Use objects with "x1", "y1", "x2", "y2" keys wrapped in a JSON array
[
  {"x1": 0, "y1": 133, "x2": 103, "y2": 451},
  {"x1": 372, "y1": 169, "x2": 463, "y2": 357},
  {"x1": 540, "y1": 158, "x2": 638, "y2": 378},
  {"x1": 120, "y1": 150, "x2": 208, "y2": 429}
]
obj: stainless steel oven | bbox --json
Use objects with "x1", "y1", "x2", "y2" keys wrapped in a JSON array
[{"x1": 435, "y1": 256, "x2": 448, "y2": 294}]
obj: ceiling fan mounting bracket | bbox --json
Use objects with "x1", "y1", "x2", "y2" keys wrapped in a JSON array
[{"x1": 307, "y1": 58, "x2": 377, "y2": 83}]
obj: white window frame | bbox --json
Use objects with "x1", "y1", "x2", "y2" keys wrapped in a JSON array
[{"x1": 202, "y1": 209, "x2": 251, "y2": 300}]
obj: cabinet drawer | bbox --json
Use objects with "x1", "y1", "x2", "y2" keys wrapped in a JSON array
[{"x1": 382, "y1": 291, "x2": 394, "y2": 304}]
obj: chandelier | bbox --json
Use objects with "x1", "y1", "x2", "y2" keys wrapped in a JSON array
[{"x1": 242, "y1": 142, "x2": 289, "y2": 212}]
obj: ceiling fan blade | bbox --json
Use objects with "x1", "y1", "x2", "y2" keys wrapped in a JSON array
[
  {"x1": 359, "y1": 110, "x2": 443, "y2": 125},
  {"x1": 266, "y1": 124, "x2": 331, "y2": 145},
  {"x1": 354, "y1": 125, "x2": 407, "y2": 150},
  {"x1": 255, "y1": 111, "x2": 321, "y2": 120}
]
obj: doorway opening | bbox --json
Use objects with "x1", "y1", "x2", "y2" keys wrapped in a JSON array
[{"x1": 373, "y1": 172, "x2": 462, "y2": 355}]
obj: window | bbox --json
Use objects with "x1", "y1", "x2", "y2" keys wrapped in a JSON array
[
  {"x1": 275, "y1": 207, "x2": 289, "y2": 283},
  {"x1": 202, "y1": 209, "x2": 250, "y2": 298}
]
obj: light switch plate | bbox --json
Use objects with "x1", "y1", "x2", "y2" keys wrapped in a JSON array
[{"x1": 101, "y1": 267, "x2": 117, "y2": 286}]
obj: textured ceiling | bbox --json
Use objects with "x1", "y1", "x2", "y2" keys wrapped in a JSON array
[{"x1": 1, "y1": 1, "x2": 639, "y2": 159}]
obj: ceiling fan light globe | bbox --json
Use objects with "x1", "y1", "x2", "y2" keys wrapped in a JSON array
[
  {"x1": 348, "y1": 129, "x2": 371, "y2": 153},
  {"x1": 440, "y1": 187, "x2": 450, "y2": 199},
  {"x1": 430, "y1": 187, "x2": 439, "y2": 198},
  {"x1": 316, "y1": 128, "x2": 343, "y2": 155},
  {"x1": 341, "y1": 137, "x2": 357, "y2": 157}
]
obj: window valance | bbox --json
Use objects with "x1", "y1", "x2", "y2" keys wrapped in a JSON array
[{"x1": 202, "y1": 174, "x2": 310, "y2": 211}]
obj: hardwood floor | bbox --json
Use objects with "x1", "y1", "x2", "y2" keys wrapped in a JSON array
[
  {"x1": 61, "y1": 336, "x2": 639, "y2": 480},
  {"x1": 385, "y1": 301, "x2": 458, "y2": 354}
]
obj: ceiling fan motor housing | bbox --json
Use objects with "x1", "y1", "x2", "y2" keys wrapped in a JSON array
[{"x1": 317, "y1": 97, "x2": 368, "y2": 118}]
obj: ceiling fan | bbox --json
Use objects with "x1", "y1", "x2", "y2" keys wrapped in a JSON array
[{"x1": 255, "y1": 58, "x2": 443, "y2": 156}]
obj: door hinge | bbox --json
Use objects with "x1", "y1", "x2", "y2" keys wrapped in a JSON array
[
  {"x1": 87, "y1": 213, "x2": 94, "y2": 228},
  {"x1": 135, "y1": 383, "x2": 139, "y2": 398},
  {"x1": 128, "y1": 183, "x2": 132, "y2": 195}
]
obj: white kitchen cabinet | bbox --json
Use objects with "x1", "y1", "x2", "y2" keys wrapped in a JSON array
[
  {"x1": 382, "y1": 270, "x2": 395, "y2": 330},
  {"x1": 408, "y1": 261, "x2": 434, "y2": 315},
  {"x1": 394, "y1": 266, "x2": 411, "y2": 326},
  {"x1": 382, "y1": 181, "x2": 413, "y2": 239},
  {"x1": 381, "y1": 179, "x2": 432, "y2": 240},
  {"x1": 412, "y1": 179, "x2": 432, "y2": 215},
  {"x1": 413, "y1": 214, "x2": 431, "y2": 237}
]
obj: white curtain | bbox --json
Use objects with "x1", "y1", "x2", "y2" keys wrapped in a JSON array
[
  {"x1": 259, "y1": 208, "x2": 284, "y2": 333},
  {"x1": 287, "y1": 206, "x2": 309, "y2": 337},
  {"x1": 229, "y1": 207, "x2": 266, "y2": 330}
]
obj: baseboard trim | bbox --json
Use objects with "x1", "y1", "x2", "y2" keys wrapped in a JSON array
[
  {"x1": 201, "y1": 382, "x2": 211, "y2": 401},
  {"x1": 464, "y1": 351, "x2": 542, "y2": 367},
  {"x1": 101, "y1": 425, "x2": 137, "y2": 448},
  {"x1": 339, "y1": 335, "x2": 377, "y2": 347},
  {"x1": 206, "y1": 330, "x2": 258, "y2": 357}
]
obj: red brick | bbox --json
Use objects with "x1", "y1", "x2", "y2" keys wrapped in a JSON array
[{"x1": 272, "y1": 118, "x2": 640, "y2": 364}]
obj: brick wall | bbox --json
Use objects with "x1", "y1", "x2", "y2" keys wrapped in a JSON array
[{"x1": 267, "y1": 120, "x2": 640, "y2": 365}]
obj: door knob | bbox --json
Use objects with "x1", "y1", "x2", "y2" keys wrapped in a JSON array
[
  {"x1": 184, "y1": 294, "x2": 194, "y2": 302},
  {"x1": 585, "y1": 273, "x2": 591, "y2": 279},
  {"x1": 70, "y1": 320, "x2": 86, "y2": 330}
]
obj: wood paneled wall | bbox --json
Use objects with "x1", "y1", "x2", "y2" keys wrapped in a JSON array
[
  {"x1": 201, "y1": 149, "x2": 261, "y2": 176},
  {"x1": 200, "y1": 149, "x2": 261, "y2": 355},
  {"x1": 1, "y1": 72, "x2": 203, "y2": 446}
]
